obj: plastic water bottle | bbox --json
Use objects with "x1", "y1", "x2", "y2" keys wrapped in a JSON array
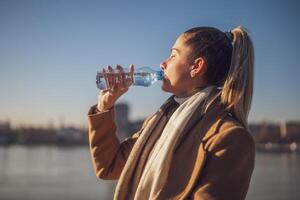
[{"x1": 96, "y1": 66, "x2": 164, "y2": 90}]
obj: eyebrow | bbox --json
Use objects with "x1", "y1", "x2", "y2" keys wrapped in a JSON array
[{"x1": 170, "y1": 48, "x2": 180, "y2": 53}]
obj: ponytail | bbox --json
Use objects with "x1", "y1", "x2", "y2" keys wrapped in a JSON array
[
  {"x1": 183, "y1": 26, "x2": 254, "y2": 128},
  {"x1": 220, "y1": 26, "x2": 254, "y2": 128}
]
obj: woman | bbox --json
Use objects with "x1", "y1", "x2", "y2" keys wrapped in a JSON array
[{"x1": 87, "y1": 26, "x2": 255, "y2": 200}]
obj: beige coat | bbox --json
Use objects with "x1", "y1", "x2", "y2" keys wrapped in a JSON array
[{"x1": 87, "y1": 98, "x2": 255, "y2": 200}]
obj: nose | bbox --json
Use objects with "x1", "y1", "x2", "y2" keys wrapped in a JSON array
[{"x1": 160, "y1": 60, "x2": 167, "y2": 70}]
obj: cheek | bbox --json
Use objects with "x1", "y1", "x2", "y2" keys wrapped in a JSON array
[
  {"x1": 165, "y1": 58, "x2": 191, "y2": 86},
  {"x1": 170, "y1": 67, "x2": 190, "y2": 85}
]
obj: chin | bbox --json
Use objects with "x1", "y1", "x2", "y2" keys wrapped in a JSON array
[
  {"x1": 161, "y1": 84, "x2": 174, "y2": 94},
  {"x1": 161, "y1": 84, "x2": 167, "y2": 92}
]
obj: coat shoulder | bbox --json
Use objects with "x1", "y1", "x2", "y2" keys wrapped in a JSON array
[{"x1": 204, "y1": 113, "x2": 255, "y2": 153}]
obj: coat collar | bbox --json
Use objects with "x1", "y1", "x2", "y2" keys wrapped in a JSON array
[
  {"x1": 173, "y1": 87, "x2": 229, "y2": 151},
  {"x1": 200, "y1": 102, "x2": 228, "y2": 142},
  {"x1": 160, "y1": 87, "x2": 231, "y2": 147}
]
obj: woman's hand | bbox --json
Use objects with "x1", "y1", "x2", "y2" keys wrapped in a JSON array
[{"x1": 97, "y1": 64, "x2": 134, "y2": 112}]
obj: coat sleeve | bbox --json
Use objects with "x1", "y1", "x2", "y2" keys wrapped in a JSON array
[
  {"x1": 191, "y1": 126, "x2": 255, "y2": 200},
  {"x1": 87, "y1": 105, "x2": 150, "y2": 180}
]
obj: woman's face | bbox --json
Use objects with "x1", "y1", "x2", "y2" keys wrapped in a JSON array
[{"x1": 160, "y1": 35, "x2": 195, "y2": 97}]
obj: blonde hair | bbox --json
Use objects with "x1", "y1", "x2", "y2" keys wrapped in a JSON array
[{"x1": 220, "y1": 26, "x2": 254, "y2": 128}]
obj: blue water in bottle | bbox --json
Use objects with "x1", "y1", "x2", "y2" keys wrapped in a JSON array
[{"x1": 96, "y1": 66, "x2": 164, "y2": 90}]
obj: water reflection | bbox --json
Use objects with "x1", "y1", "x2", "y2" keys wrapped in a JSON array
[
  {"x1": 246, "y1": 153, "x2": 300, "y2": 200},
  {"x1": 1, "y1": 146, "x2": 300, "y2": 200},
  {"x1": 0, "y1": 146, "x2": 116, "y2": 200}
]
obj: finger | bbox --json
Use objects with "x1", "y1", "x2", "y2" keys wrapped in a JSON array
[
  {"x1": 115, "y1": 65, "x2": 122, "y2": 87},
  {"x1": 107, "y1": 65, "x2": 114, "y2": 90},
  {"x1": 129, "y1": 64, "x2": 134, "y2": 84},
  {"x1": 120, "y1": 87, "x2": 129, "y2": 93},
  {"x1": 116, "y1": 64, "x2": 126, "y2": 89},
  {"x1": 102, "y1": 68, "x2": 109, "y2": 90},
  {"x1": 125, "y1": 77, "x2": 133, "y2": 87},
  {"x1": 115, "y1": 64, "x2": 122, "y2": 84},
  {"x1": 112, "y1": 77, "x2": 126, "y2": 95},
  {"x1": 111, "y1": 80, "x2": 119, "y2": 94},
  {"x1": 101, "y1": 88, "x2": 110, "y2": 93},
  {"x1": 129, "y1": 64, "x2": 134, "y2": 74},
  {"x1": 116, "y1": 80, "x2": 128, "y2": 95}
]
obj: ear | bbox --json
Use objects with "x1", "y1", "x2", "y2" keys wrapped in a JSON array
[{"x1": 190, "y1": 57, "x2": 207, "y2": 78}]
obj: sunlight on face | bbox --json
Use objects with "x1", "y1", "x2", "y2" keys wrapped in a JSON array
[{"x1": 160, "y1": 35, "x2": 196, "y2": 97}]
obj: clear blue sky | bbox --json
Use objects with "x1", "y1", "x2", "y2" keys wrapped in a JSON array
[{"x1": 0, "y1": 0, "x2": 299, "y2": 128}]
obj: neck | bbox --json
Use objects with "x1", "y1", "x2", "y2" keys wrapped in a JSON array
[{"x1": 175, "y1": 85, "x2": 209, "y2": 98}]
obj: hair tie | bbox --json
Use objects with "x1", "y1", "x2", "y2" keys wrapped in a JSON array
[{"x1": 224, "y1": 31, "x2": 234, "y2": 42}]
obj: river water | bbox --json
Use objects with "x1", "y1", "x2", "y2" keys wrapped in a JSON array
[{"x1": 0, "y1": 146, "x2": 299, "y2": 200}]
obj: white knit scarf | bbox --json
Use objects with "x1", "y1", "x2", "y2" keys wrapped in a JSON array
[{"x1": 114, "y1": 86, "x2": 216, "y2": 200}]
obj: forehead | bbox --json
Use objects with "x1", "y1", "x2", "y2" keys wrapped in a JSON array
[{"x1": 172, "y1": 34, "x2": 191, "y2": 54}]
